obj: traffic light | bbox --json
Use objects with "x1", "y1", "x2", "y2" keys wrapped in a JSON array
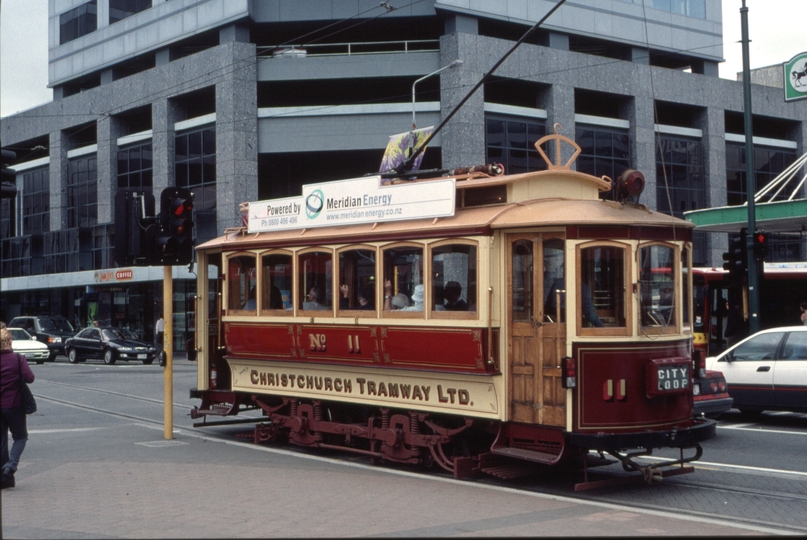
[
  {"x1": 752, "y1": 230, "x2": 769, "y2": 261},
  {"x1": 157, "y1": 187, "x2": 194, "y2": 265},
  {"x1": 722, "y1": 229, "x2": 747, "y2": 281},
  {"x1": 1, "y1": 149, "x2": 17, "y2": 199},
  {"x1": 114, "y1": 190, "x2": 157, "y2": 266}
]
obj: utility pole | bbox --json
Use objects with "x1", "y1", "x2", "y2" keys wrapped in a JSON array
[{"x1": 740, "y1": 0, "x2": 760, "y2": 333}]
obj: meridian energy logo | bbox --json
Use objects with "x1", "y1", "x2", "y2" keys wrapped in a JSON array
[{"x1": 306, "y1": 189, "x2": 324, "y2": 219}]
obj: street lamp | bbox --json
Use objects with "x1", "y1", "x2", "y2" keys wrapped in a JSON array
[{"x1": 409, "y1": 59, "x2": 462, "y2": 160}]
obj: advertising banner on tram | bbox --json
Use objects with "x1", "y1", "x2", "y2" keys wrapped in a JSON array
[{"x1": 247, "y1": 175, "x2": 456, "y2": 233}]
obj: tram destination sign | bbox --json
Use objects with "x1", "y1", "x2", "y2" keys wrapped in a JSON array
[{"x1": 248, "y1": 175, "x2": 456, "y2": 233}]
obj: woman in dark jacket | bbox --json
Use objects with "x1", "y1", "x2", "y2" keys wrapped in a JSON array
[{"x1": 1, "y1": 327, "x2": 35, "y2": 489}]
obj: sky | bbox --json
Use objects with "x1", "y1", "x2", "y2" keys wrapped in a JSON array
[{"x1": 1, "y1": 0, "x2": 806, "y2": 118}]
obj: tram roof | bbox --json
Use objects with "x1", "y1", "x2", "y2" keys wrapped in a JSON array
[{"x1": 197, "y1": 195, "x2": 692, "y2": 252}]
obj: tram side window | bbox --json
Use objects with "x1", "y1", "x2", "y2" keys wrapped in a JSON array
[
  {"x1": 261, "y1": 253, "x2": 292, "y2": 312},
  {"x1": 228, "y1": 255, "x2": 257, "y2": 312},
  {"x1": 579, "y1": 245, "x2": 626, "y2": 328},
  {"x1": 339, "y1": 248, "x2": 376, "y2": 311},
  {"x1": 383, "y1": 246, "x2": 424, "y2": 312},
  {"x1": 512, "y1": 240, "x2": 533, "y2": 321},
  {"x1": 543, "y1": 239, "x2": 565, "y2": 323},
  {"x1": 639, "y1": 244, "x2": 676, "y2": 327},
  {"x1": 432, "y1": 244, "x2": 477, "y2": 313},
  {"x1": 299, "y1": 251, "x2": 333, "y2": 311}
]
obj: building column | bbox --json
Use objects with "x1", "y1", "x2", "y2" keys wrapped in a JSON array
[
  {"x1": 543, "y1": 83, "x2": 575, "y2": 162},
  {"x1": 623, "y1": 95, "x2": 657, "y2": 210},
  {"x1": 152, "y1": 98, "x2": 184, "y2": 212},
  {"x1": 49, "y1": 131, "x2": 68, "y2": 231},
  {"x1": 439, "y1": 33, "x2": 485, "y2": 169},
  {"x1": 96, "y1": 115, "x2": 124, "y2": 223},
  {"x1": 214, "y1": 41, "x2": 258, "y2": 233},
  {"x1": 699, "y1": 106, "x2": 728, "y2": 265}
]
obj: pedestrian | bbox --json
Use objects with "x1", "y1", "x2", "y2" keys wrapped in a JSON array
[
  {"x1": 155, "y1": 314, "x2": 165, "y2": 348},
  {"x1": 800, "y1": 302, "x2": 807, "y2": 325},
  {"x1": 1, "y1": 327, "x2": 36, "y2": 489}
]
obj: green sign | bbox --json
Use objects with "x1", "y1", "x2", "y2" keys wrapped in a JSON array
[{"x1": 784, "y1": 52, "x2": 807, "y2": 102}]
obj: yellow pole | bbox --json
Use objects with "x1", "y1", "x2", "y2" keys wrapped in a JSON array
[{"x1": 163, "y1": 265, "x2": 173, "y2": 439}]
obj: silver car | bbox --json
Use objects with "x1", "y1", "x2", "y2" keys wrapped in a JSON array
[{"x1": 705, "y1": 326, "x2": 807, "y2": 414}]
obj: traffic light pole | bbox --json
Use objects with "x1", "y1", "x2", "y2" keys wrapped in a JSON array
[
  {"x1": 741, "y1": 1, "x2": 760, "y2": 334},
  {"x1": 163, "y1": 265, "x2": 174, "y2": 439}
]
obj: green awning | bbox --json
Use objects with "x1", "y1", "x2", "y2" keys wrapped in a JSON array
[{"x1": 684, "y1": 199, "x2": 807, "y2": 233}]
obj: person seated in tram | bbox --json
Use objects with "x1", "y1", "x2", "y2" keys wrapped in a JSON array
[
  {"x1": 303, "y1": 286, "x2": 328, "y2": 310},
  {"x1": 441, "y1": 281, "x2": 468, "y2": 311},
  {"x1": 401, "y1": 284, "x2": 425, "y2": 311},
  {"x1": 339, "y1": 284, "x2": 375, "y2": 310},
  {"x1": 383, "y1": 280, "x2": 420, "y2": 311}
]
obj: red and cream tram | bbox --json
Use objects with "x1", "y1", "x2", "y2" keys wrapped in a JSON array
[{"x1": 190, "y1": 130, "x2": 715, "y2": 488}]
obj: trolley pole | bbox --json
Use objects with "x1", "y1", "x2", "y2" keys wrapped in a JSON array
[
  {"x1": 163, "y1": 265, "x2": 174, "y2": 439},
  {"x1": 741, "y1": 0, "x2": 760, "y2": 334}
]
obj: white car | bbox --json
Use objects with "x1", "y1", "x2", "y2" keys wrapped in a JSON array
[
  {"x1": 705, "y1": 326, "x2": 807, "y2": 414},
  {"x1": 9, "y1": 327, "x2": 51, "y2": 364}
]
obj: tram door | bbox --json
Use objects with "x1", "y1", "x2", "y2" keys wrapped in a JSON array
[{"x1": 508, "y1": 233, "x2": 566, "y2": 427}]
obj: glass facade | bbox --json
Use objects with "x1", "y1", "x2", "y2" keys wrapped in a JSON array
[
  {"x1": 575, "y1": 125, "x2": 630, "y2": 199},
  {"x1": 117, "y1": 143, "x2": 153, "y2": 190},
  {"x1": 485, "y1": 116, "x2": 547, "y2": 174},
  {"x1": 60, "y1": 1, "x2": 97, "y2": 45},
  {"x1": 67, "y1": 155, "x2": 98, "y2": 229},
  {"x1": 109, "y1": 0, "x2": 151, "y2": 24},
  {"x1": 22, "y1": 168, "x2": 50, "y2": 236}
]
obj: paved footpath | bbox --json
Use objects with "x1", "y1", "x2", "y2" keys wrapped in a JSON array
[{"x1": 1, "y1": 413, "x2": 780, "y2": 539}]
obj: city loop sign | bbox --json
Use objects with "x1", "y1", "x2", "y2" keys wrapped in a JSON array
[{"x1": 247, "y1": 175, "x2": 456, "y2": 233}]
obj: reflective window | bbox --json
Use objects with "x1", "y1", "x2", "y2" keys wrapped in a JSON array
[
  {"x1": 486, "y1": 116, "x2": 547, "y2": 175},
  {"x1": 782, "y1": 332, "x2": 807, "y2": 360},
  {"x1": 382, "y1": 246, "x2": 424, "y2": 312},
  {"x1": 639, "y1": 244, "x2": 676, "y2": 328},
  {"x1": 109, "y1": 0, "x2": 151, "y2": 24},
  {"x1": 542, "y1": 239, "x2": 565, "y2": 323},
  {"x1": 576, "y1": 126, "x2": 631, "y2": 200},
  {"x1": 431, "y1": 243, "x2": 477, "y2": 313},
  {"x1": 228, "y1": 255, "x2": 256, "y2": 311},
  {"x1": 579, "y1": 245, "x2": 626, "y2": 328},
  {"x1": 511, "y1": 240, "x2": 533, "y2": 321},
  {"x1": 261, "y1": 253, "x2": 292, "y2": 312},
  {"x1": 60, "y1": 1, "x2": 97, "y2": 44},
  {"x1": 338, "y1": 249, "x2": 376, "y2": 312},
  {"x1": 729, "y1": 332, "x2": 785, "y2": 361},
  {"x1": 299, "y1": 251, "x2": 333, "y2": 311}
]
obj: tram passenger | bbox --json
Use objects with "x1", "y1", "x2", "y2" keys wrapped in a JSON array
[
  {"x1": 383, "y1": 280, "x2": 414, "y2": 310},
  {"x1": 439, "y1": 281, "x2": 469, "y2": 311},
  {"x1": 303, "y1": 287, "x2": 328, "y2": 310},
  {"x1": 340, "y1": 285, "x2": 375, "y2": 310},
  {"x1": 401, "y1": 285, "x2": 425, "y2": 311}
]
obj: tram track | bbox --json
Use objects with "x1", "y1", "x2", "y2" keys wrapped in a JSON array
[{"x1": 30, "y1": 377, "x2": 807, "y2": 535}]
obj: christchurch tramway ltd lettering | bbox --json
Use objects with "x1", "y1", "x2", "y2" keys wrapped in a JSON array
[{"x1": 249, "y1": 370, "x2": 472, "y2": 405}]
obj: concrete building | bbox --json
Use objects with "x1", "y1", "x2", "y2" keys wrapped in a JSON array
[{"x1": 2, "y1": 0, "x2": 805, "y2": 347}]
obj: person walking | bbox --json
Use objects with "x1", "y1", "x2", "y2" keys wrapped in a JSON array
[{"x1": 1, "y1": 327, "x2": 36, "y2": 489}]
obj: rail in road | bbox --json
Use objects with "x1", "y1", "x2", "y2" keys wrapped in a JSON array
[{"x1": 9, "y1": 360, "x2": 807, "y2": 537}]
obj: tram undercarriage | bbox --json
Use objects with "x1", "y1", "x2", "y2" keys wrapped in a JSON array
[{"x1": 191, "y1": 392, "x2": 712, "y2": 490}]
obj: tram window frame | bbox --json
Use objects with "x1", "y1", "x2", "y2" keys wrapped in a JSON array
[
  {"x1": 226, "y1": 252, "x2": 258, "y2": 315},
  {"x1": 682, "y1": 244, "x2": 692, "y2": 334},
  {"x1": 297, "y1": 249, "x2": 334, "y2": 314},
  {"x1": 430, "y1": 240, "x2": 478, "y2": 320},
  {"x1": 638, "y1": 241, "x2": 680, "y2": 334},
  {"x1": 381, "y1": 242, "x2": 426, "y2": 318},
  {"x1": 260, "y1": 250, "x2": 293, "y2": 315},
  {"x1": 576, "y1": 241, "x2": 631, "y2": 337},
  {"x1": 337, "y1": 245, "x2": 379, "y2": 316}
]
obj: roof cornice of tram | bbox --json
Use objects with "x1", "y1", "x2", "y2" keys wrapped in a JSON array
[{"x1": 198, "y1": 197, "x2": 691, "y2": 252}]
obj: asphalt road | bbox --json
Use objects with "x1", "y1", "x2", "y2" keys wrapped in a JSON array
[{"x1": 2, "y1": 356, "x2": 805, "y2": 537}]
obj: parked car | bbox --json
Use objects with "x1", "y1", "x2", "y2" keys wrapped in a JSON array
[
  {"x1": 8, "y1": 316, "x2": 77, "y2": 362},
  {"x1": 8, "y1": 327, "x2": 51, "y2": 365},
  {"x1": 705, "y1": 326, "x2": 807, "y2": 414},
  {"x1": 64, "y1": 327, "x2": 160, "y2": 365}
]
